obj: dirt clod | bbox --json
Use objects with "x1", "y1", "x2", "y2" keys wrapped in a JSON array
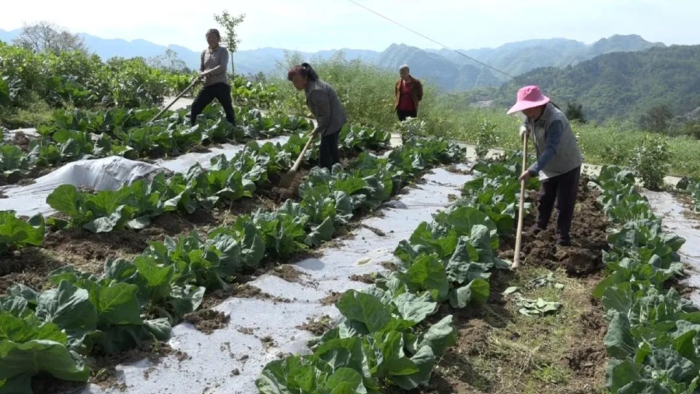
[
  {"x1": 297, "y1": 315, "x2": 333, "y2": 335},
  {"x1": 270, "y1": 264, "x2": 306, "y2": 283},
  {"x1": 320, "y1": 292, "x2": 343, "y2": 306},
  {"x1": 349, "y1": 273, "x2": 375, "y2": 284},
  {"x1": 261, "y1": 336, "x2": 277, "y2": 350},
  {"x1": 183, "y1": 309, "x2": 230, "y2": 335},
  {"x1": 361, "y1": 224, "x2": 386, "y2": 237}
]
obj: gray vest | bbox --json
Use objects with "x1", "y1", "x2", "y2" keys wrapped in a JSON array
[{"x1": 528, "y1": 103, "x2": 582, "y2": 180}]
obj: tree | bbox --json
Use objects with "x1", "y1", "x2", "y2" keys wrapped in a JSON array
[
  {"x1": 13, "y1": 21, "x2": 86, "y2": 55},
  {"x1": 681, "y1": 120, "x2": 700, "y2": 140},
  {"x1": 214, "y1": 11, "x2": 246, "y2": 77},
  {"x1": 640, "y1": 105, "x2": 673, "y2": 134},
  {"x1": 252, "y1": 71, "x2": 267, "y2": 84},
  {"x1": 565, "y1": 101, "x2": 586, "y2": 123},
  {"x1": 147, "y1": 49, "x2": 189, "y2": 73}
]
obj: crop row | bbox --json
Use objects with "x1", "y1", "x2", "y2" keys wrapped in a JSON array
[
  {"x1": 0, "y1": 123, "x2": 392, "y2": 253},
  {"x1": 1, "y1": 41, "x2": 281, "y2": 122},
  {"x1": 0, "y1": 105, "x2": 312, "y2": 183},
  {"x1": 256, "y1": 153, "x2": 538, "y2": 392},
  {"x1": 679, "y1": 177, "x2": 700, "y2": 214},
  {"x1": 591, "y1": 166, "x2": 698, "y2": 393},
  {"x1": 0, "y1": 136, "x2": 464, "y2": 393}
]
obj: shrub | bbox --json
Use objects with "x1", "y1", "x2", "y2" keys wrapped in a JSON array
[
  {"x1": 397, "y1": 117, "x2": 427, "y2": 141},
  {"x1": 631, "y1": 134, "x2": 671, "y2": 190},
  {"x1": 475, "y1": 120, "x2": 498, "y2": 159},
  {"x1": 565, "y1": 101, "x2": 586, "y2": 124}
]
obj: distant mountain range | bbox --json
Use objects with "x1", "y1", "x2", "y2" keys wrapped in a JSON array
[
  {"x1": 493, "y1": 45, "x2": 700, "y2": 123},
  {"x1": 0, "y1": 28, "x2": 666, "y2": 92}
]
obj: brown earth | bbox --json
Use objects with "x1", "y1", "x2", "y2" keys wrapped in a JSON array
[
  {"x1": 391, "y1": 180, "x2": 609, "y2": 394},
  {"x1": 320, "y1": 291, "x2": 344, "y2": 306},
  {"x1": 501, "y1": 179, "x2": 610, "y2": 277},
  {"x1": 349, "y1": 273, "x2": 376, "y2": 284},
  {"x1": 31, "y1": 341, "x2": 189, "y2": 393},
  {"x1": 297, "y1": 315, "x2": 333, "y2": 336},
  {"x1": 0, "y1": 195, "x2": 279, "y2": 292},
  {"x1": 268, "y1": 264, "x2": 307, "y2": 283},
  {"x1": 183, "y1": 309, "x2": 231, "y2": 335},
  {"x1": 0, "y1": 151, "x2": 456, "y2": 391}
]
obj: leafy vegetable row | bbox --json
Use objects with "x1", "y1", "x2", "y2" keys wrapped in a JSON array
[
  {"x1": 461, "y1": 153, "x2": 540, "y2": 234},
  {"x1": 45, "y1": 125, "x2": 392, "y2": 234},
  {"x1": 0, "y1": 105, "x2": 311, "y2": 182},
  {"x1": 679, "y1": 177, "x2": 700, "y2": 214},
  {"x1": 256, "y1": 153, "x2": 530, "y2": 392},
  {"x1": 0, "y1": 123, "x2": 390, "y2": 253},
  {"x1": 0, "y1": 136, "x2": 464, "y2": 393},
  {"x1": 0, "y1": 212, "x2": 45, "y2": 254},
  {"x1": 591, "y1": 166, "x2": 699, "y2": 393}
]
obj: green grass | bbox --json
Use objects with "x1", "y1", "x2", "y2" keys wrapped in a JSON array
[
  {"x1": 477, "y1": 266, "x2": 606, "y2": 393},
  {"x1": 417, "y1": 107, "x2": 700, "y2": 178},
  {"x1": 269, "y1": 53, "x2": 700, "y2": 179}
]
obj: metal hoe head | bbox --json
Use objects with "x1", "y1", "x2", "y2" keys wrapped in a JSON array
[{"x1": 279, "y1": 169, "x2": 298, "y2": 189}]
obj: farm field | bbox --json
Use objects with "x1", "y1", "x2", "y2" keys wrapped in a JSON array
[{"x1": 2, "y1": 80, "x2": 700, "y2": 394}]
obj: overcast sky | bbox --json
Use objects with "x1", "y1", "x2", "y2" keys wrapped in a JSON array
[{"x1": 2, "y1": 0, "x2": 699, "y2": 52}]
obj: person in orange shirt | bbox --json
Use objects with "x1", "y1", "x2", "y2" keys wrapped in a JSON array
[{"x1": 394, "y1": 65, "x2": 423, "y2": 121}]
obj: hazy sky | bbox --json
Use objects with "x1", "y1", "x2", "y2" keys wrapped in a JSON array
[{"x1": 2, "y1": 0, "x2": 699, "y2": 52}]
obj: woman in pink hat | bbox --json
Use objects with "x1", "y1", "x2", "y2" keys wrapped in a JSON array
[{"x1": 508, "y1": 85, "x2": 582, "y2": 246}]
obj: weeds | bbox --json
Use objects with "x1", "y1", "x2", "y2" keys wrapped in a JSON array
[
  {"x1": 475, "y1": 119, "x2": 499, "y2": 159},
  {"x1": 631, "y1": 134, "x2": 672, "y2": 190}
]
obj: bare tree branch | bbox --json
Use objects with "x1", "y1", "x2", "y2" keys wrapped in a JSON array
[{"x1": 13, "y1": 21, "x2": 86, "y2": 55}]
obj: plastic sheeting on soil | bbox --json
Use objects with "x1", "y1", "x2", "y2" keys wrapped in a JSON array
[
  {"x1": 0, "y1": 157, "x2": 161, "y2": 217},
  {"x1": 155, "y1": 136, "x2": 289, "y2": 173},
  {"x1": 5, "y1": 127, "x2": 40, "y2": 138},
  {"x1": 645, "y1": 190, "x2": 700, "y2": 306},
  {"x1": 0, "y1": 136, "x2": 290, "y2": 217},
  {"x1": 77, "y1": 168, "x2": 471, "y2": 394}
]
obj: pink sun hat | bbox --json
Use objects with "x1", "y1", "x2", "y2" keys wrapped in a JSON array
[{"x1": 507, "y1": 85, "x2": 550, "y2": 115}]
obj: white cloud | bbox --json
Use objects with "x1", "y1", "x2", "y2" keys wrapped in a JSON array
[{"x1": 1, "y1": 0, "x2": 698, "y2": 52}]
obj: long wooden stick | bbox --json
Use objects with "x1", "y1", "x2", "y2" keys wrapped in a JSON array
[
  {"x1": 512, "y1": 132, "x2": 529, "y2": 269},
  {"x1": 149, "y1": 65, "x2": 222, "y2": 123},
  {"x1": 150, "y1": 78, "x2": 199, "y2": 123},
  {"x1": 279, "y1": 131, "x2": 316, "y2": 188},
  {"x1": 291, "y1": 132, "x2": 316, "y2": 173}
]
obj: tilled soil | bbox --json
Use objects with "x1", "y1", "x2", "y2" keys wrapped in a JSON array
[
  {"x1": 31, "y1": 341, "x2": 190, "y2": 393},
  {"x1": 183, "y1": 309, "x2": 231, "y2": 335},
  {"x1": 396, "y1": 180, "x2": 610, "y2": 394},
  {"x1": 0, "y1": 195, "x2": 279, "y2": 292},
  {"x1": 501, "y1": 180, "x2": 610, "y2": 276}
]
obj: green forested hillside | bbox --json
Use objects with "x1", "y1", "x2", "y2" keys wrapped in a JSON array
[
  {"x1": 495, "y1": 45, "x2": 700, "y2": 123},
  {"x1": 434, "y1": 35, "x2": 663, "y2": 77}
]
